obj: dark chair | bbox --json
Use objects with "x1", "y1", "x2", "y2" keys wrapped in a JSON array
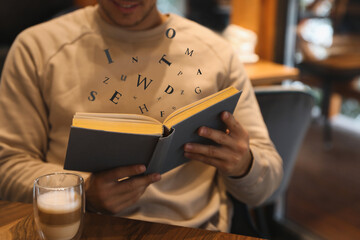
[
  {"x1": 255, "y1": 86, "x2": 314, "y2": 239},
  {"x1": 230, "y1": 86, "x2": 314, "y2": 239}
]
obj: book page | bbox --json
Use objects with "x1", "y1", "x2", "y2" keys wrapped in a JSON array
[
  {"x1": 163, "y1": 87, "x2": 239, "y2": 128},
  {"x1": 73, "y1": 113, "x2": 163, "y2": 135},
  {"x1": 74, "y1": 112, "x2": 162, "y2": 124}
]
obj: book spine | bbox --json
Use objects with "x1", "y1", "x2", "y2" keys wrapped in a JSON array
[{"x1": 145, "y1": 129, "x2": 175, "y2": 174}]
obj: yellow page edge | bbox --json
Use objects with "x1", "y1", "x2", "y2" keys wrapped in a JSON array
[
  {"x1": 74, "y1": 112, "x2": 161, "y2": 124},
  {"x1": 163, "y1": 87, "x2": 239, "y2": 128},
  {"x1": 72, "y1": 118, "x2": 163, "y2": 136}
]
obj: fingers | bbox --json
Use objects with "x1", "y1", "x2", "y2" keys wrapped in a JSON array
[
  {"x1": 110, "y1": 172, "x2": 161, "y2": 196},
  {"x1": 97, "y1": 164, "x2": 147, "y2": 182},
  {"x1": 191, "y1": 112, "x2": 247, "y2": 149},
  {"x1": 221, "y1": 111, "x2": 247, "y2": 138},
  {"x1": 184, "y1": 142, "x2": 225, "y2": 161},
  {"x1": 196, "y1": 126, "x2": 234, "y2": 149},
  {"x1": 183, "y1": 111, "x2": 251, "y2": 176},
  {"x1": 184, "y1": 142, "x2": 250, "y2": 176},
  {"x1": 193, "y1": 112, "x2": 249, "y2": 151},
  {"x1": 101, "y1": 174, "x2": 160, "y2": 214},
  {"x1": 184, "y1": 142, "x2": 238, "y2": 168},
  {"x1": 85, "y1": 165, "x2": 161, "y2": 214},
  {"x1": 184, "y1": 145, "x2": 233, "y2": 169}
]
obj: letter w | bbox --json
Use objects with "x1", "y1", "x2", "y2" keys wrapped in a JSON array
[{"x1": 137, "y1": 74, "x2": 153, "y2": 90}]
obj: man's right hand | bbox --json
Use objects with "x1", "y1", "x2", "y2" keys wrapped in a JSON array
[{"x1": 85, "y1": 165, "x2": 161, "y2": 214}]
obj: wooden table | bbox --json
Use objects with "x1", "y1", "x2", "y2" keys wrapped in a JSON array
[
  {"x1": 0, "y1": 200, "x2": 263, "y2": 240},
  {"x1": 245, "y1": 60, "x2": 299, "y2": 86}
]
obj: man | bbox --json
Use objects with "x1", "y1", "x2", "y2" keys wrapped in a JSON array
[{"x1": 0, "y1": 0, "x2": 282, "y2": 232}]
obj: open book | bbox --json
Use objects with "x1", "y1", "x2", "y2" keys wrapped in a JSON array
[{"x1": 64, "y1": 86, "x2": 242, "y2": 174}]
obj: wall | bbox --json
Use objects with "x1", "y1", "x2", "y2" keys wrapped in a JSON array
[{"x1": 230, "y1": 0, "x2": 278, "y2": 61}]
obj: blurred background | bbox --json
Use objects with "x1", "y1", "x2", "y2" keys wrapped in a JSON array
[{"x1": 1, "y1": 0, "x2": 359, "y2": 239}]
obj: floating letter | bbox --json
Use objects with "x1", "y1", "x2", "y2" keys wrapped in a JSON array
[
  {"x1": 103, "y1": 77, "x2": 110, "y2": 84},
  {"x1": 109, "y1": 90, "x2": 122, "y2": 104},
  {"x1": 164, "y1": 85, "x2": 174, "y2": 94},
  {"x1": 195, "y1": 87, "x2": 202, "y2": 94},
  {"x1": 166, "y1": 28, "x2": 176, "y2": 39},
  {"x1": 120, "y1": 75, "x2": 127, "y2": 81},
  {"x1": 159, "y1": 54, "x2": 172, "y2": 66},
  {"x1": 104, "y1": 49, "x2": 114, "y2": 64},
  {"x1": 88, "y1": 91, "x2": 97, "y2": 101},
  {"x1": 137, "y1": 74, "x2": 153, "y2": 90},
  {"x1": 185, "y1": 48, "x2": 194, "y2": 56},
  {"x1": 139, "y1": 104, "x2": 149, "y2": 114},
  {"x1": 132, "y1": 56, "x2": 138, "y2": 63}
]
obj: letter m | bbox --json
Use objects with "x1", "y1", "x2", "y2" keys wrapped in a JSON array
[
  {"x1": 137, "y1": 74, "x2": 153, "y2": 90},
  {"x1": 185, "y1": 48, "x2": 194, "y2": 56}
]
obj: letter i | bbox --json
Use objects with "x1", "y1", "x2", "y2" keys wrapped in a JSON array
[{"x1": 104, "y1": 49, "x2": 114, "y2": 64}]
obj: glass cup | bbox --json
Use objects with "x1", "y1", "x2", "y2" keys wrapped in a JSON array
[{"x1": 33, "y1": 173, "x2": 85, "y2": 240}]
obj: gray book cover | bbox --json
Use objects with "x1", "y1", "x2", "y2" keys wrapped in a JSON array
[{"x1": 64, "y1": 91, "x2": 242, "y2": 174}]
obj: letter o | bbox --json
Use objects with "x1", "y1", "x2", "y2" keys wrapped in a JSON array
[{"x1": 166, "y1": 28, "x2": 176, "y2": 39}]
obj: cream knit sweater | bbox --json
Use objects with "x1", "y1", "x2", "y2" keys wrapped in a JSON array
[{"x1": 0, "y1": 5, "x2": 282, "y2": 232}]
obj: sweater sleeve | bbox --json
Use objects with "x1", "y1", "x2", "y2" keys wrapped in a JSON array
[
  {"x1": 0, "y1": 33, "x2": 87, "y2": 203},
  {"x1": 221, "y1": 53, "x2": 283, "y2": 207}
]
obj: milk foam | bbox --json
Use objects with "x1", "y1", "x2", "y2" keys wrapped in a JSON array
[{"x1": 37, "y1": 191, "x2": 81, "y2": 213}]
